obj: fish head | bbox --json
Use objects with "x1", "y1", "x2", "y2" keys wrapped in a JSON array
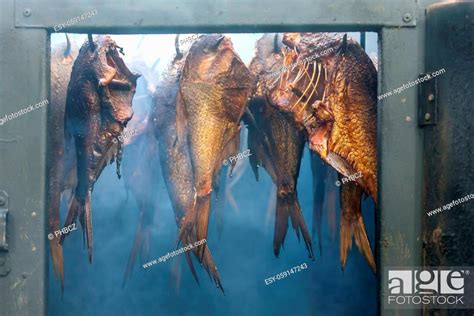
[
  {"x1": 248, "y1": 34, "x2": 285, "y2": 99},
  {"x1": 89, "y1": 36, "x2": 141, "y2": 126},
  {"x1": 185, "y1": 35, "x2": 246, "y2": 84}
]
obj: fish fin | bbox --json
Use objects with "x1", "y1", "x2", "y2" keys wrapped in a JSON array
[
  {"x1": 287, "y1": 193, "x2": 314, "y2": 260},
  {"x1": 184, "y1": 249, "x2": 200, "y2": 285},
  {"x1": 309, "y1": 123, "x2": 331, "y2": 159},
  {"x1": 340, "y1": 181, "x2": 375, "y2": 272},
  {"x1": 170, "y1": 256, "x2": 182, "y2": 294},
  {"x1": 273, "y1": 193, "x2": 290, "y2": 257},
  {"x1": 310, "y1": 152, "x2": 326, "y2": 256},
  {"x1": 49, "y1": 238, "x2": 64, "y2": 291},
  {"x1": 62, "y1": 191, "x2": 93, "y2": 262},
  {"x1": 213, "y1": 167, "x2": 228, "y2": 238},
  {"x1": 49, "y1": 175, "x2": 65, "y2": 290},
  {"x1": 201, "y1": 246, "x2": 224, "y2": 293},
  {"x1": 195, "y1": 193, "x2": 211, "y2": 261},
  {"x1": 60, "y1": 195, "x2": 80, "y2": 245},
  {"x1": 175, "y1": 88, "x2": 187, "y2": 146},
  {"x1": 246, "y1": 124, "x2": 261, "y2": 182},
  {"x1": 123, "y1": 215, "x2": 143, "y2": 287},
  {"x1": 274, "y1": 191, "x2": 314, "y2": 260},
  {"x1": 220, "y1": 127, "x2": 240, "y2": 176},
  {"x1": 337, "y1": 34, "x2": 348, "y2": 56},
  {"x1": 83, "y1": 191, "x2": 93, "y2": 263}
]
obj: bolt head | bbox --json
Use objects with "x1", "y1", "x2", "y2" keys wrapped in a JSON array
[
  {"x1": 23, "y1": 8, "x2": 32, "y2": 17},
  {"x1": 428, "y1": 93, "x2": 435, "y2": 102},
  {"x1": 403, "y1": 13, "x2": 412, "y2": 23},
  {"x1": 425, "y1": 113, "x2": 432, "y2": 121}
]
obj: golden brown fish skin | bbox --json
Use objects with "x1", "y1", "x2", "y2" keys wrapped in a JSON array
[
  {"x1": 279, "y1": 33, "x2": 377, "y2": 202},
  {"x1": 152, "y1": 44, "x2": 224, "y2": 292},
  {"x1": 315, "y1": 38, "x2": 377, "y2": 202},
  {"x1": 177, "y1": 35, "x2": 253, "y2": 259},
  {"x1": 247, "y1": 99, "x2": 314, "y2": 259},
  {"x1": 268, "y1": 33, "x2": 376, "y2": 271},
  {"x1": 62, "y1": 36, "x2": 140, "y2": 262}
]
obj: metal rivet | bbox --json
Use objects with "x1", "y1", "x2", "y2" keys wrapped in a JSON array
[
  {"x1": 23, "y1": 8, "x2": 32, "y2": 17},
  {"x1": 428, "y1": 93, "x2": 435, "y2": 102},
  {"x1": 31, "y1": 212, "x2": 37, "y2": 217},
  {"x1": 406, "y1": 116, "x2": 412, "y2": 122},
  {"x1": 425, "y1": 113, "x2": 431, "y2": 121},
  {"x1": 403, "y1": 13, "x2": 412, "y2": 23},
  {"x1": 0, "y1": 196, "x2": 5, "y2": 206},
  {"x1": 22, "y1": 272, "x2": 28, "y2": 278}
]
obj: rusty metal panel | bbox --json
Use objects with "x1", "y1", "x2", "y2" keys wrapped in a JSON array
[
  {"x1": 378, "y1": 26, "x2": 425, "y2": 315},
  {"x1": 0, "y1": 0, "x2": 49, "y2": 315},
  {"x1": 14, "y1": 0, "x2": 416, "y2": 33},
  {"x1": 423, "y1": 1, "x2": 474, "y2": 269}
]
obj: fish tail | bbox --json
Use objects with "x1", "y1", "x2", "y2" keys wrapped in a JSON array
[
  {"x1": 195, "y1": 193, "x2": 211, "y2": 261},
  {"x1": 184, "y1": 249, "x2": 200, "y2": 285},
  {"x1": 123, "y1": 212, "x2": 145, "y2": 287},
  {"x1": 48, "y1": 184, "x2": 64, "y2": 290},
  {"x1": 213, "y1": 167, "x2": 228, "y2": 239},
  {"x1": 62, "y1": 191, "x2": 93, "y2": 262},
  {"x1": 83, "y1": 191, "x2": 93, "y2": 263},
  {"x1": 310, "y1": 153, "x2": 326, "y2": 256},
  {"x1": 170, "y1": 256, "x2": 182, "y2": 294},
  {"x1": 60, "y1": 194, "x2": 80, "y2": 245},
  {"x1": 288, "y1": 194, "x2": 314, "y2": 260},
  {"x1": 273, "y1": 194, "x2": 290, "y2": 257},
  {"x1": 201, "y1": 246, "x2": 224, "y2": 294},
  {"x1": 340, "y1": 182, "x2": 375, "y2": 272},
  {"x1": 123, "y1": 198, "x2": 156, "y2": 287},
  {"x1": 49, "y1": 239, "x2": 64, "y2": 291},
  {"x1": 274, "y1": 190, "x2": 314, "y2": 260}
]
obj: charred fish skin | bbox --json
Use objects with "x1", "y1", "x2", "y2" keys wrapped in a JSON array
[
  {"x1": 62, "y1": 35, "x2": 140, "y2": 262},
  {"x1": 248, "y1": 34, "x2": 314, "y2": 259},
  {"x1": 177, "y1": 34, "x2": 253, "y2": 260},
  {"x1": 248, "y1": 99, "x2": 314, "y2": 260},
  {"x1": 152, "y1": 38, "x2": 224, "y2": 292},
  {"x1": 248, "y1": 33, "x2": 286, "y2": 100}
]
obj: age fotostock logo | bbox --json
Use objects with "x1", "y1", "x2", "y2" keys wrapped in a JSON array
[{"x1": 386, "y1": 268, "x2": 474, "y2": 309}]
